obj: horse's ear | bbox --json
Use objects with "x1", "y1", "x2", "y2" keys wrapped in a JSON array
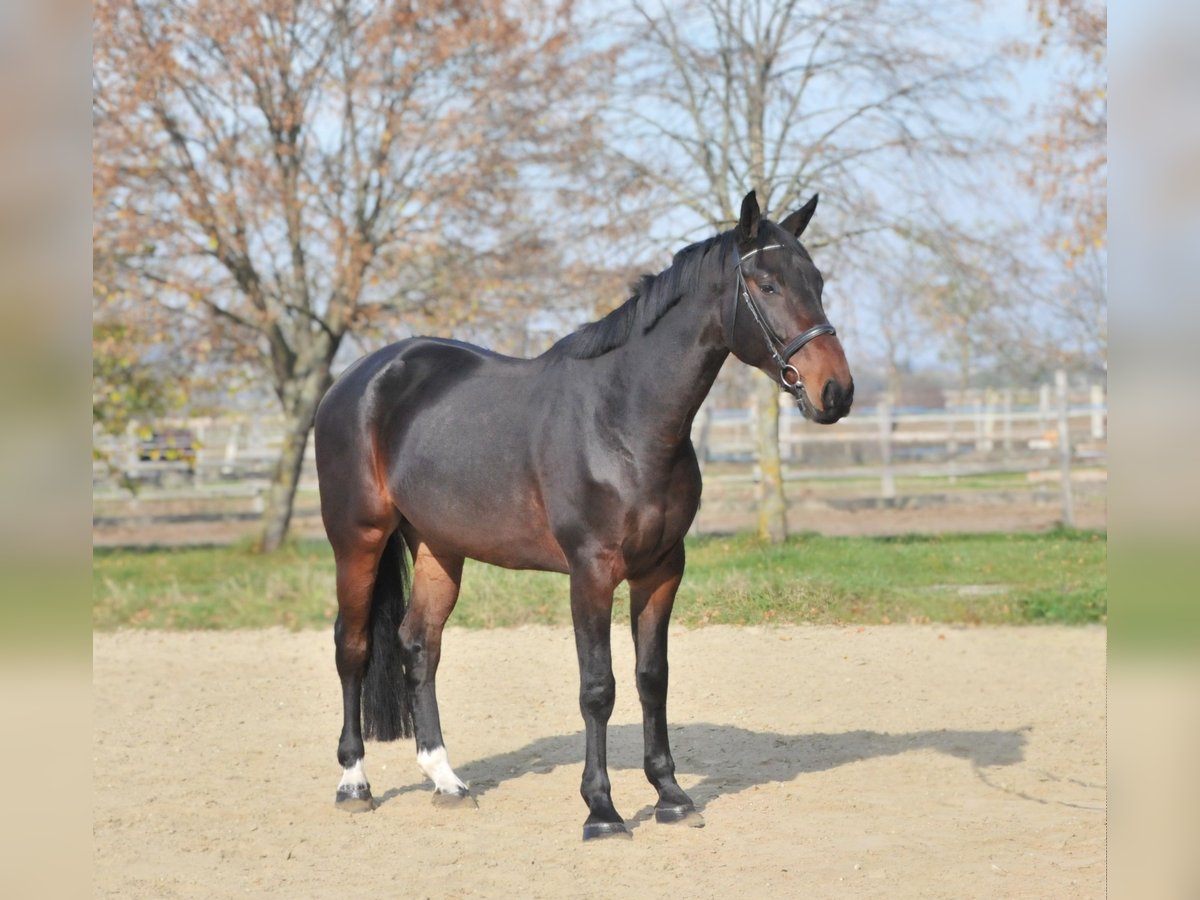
[
  {"x1": 738, "y1": 190, "x2": 761, "y2": 240},
  {"x1": 780, "y1": 193, "x2": 819, "y2": 238}
]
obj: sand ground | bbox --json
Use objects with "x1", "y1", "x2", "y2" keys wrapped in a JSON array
[{"x1": 93, "y1": 624, "x2": 1105, "y2": 898}]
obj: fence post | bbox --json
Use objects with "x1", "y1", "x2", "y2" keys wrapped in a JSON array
[
  {"x1": 778, "y1": 391, "x2": 791, "y2": 461},
  {"x1": 1090, "y1": 383, "x2": 1106, "y2": 440},
  {"x1": 981, "y1": 389, "x2": 996, "y2": 453},
  {"x1": 879, "y1": 394, "x2": 896, "y2": 502},
  {"x1": 125, "y1": 420, "x2": 140, "y2": 501},
  {"x1": 747, "y1": 387, "x2": 759, "y2": 477},
  {"x1": 1002, "y1": 388, "x2": 1014, "y2": 459},
  {"x1": 224, "y1": 421, "x2": 240, "y2": 471},
  {"x1": 973, "y1": 394, "x2": 984, "y2": 452},
  {"x1": 946, "y1": 403, "x2": 959, "y2": 485},
  {"x1": 791, "y1": 402, "x2": 805, "y2": 466},
  {"x1": 1055, "y1": 370, "x2": 1075, "y2": 527},
  {"x1": 1038, "y1": 383, "x2": 1052, "y2": 436},
  {"x1": 192, "y1": 421, "x2": 205, "y2": 485}
]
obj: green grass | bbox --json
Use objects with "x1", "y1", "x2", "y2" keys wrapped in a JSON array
[{"x1": 92, "y1": 529, "x2": 1106, "y2": 631}]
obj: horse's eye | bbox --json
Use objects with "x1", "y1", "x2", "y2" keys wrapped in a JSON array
[{"x1": 760, "y1": 283, "x2": 777, "y2": 295}]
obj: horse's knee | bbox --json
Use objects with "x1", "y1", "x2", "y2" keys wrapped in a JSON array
[
  {"x1": 579, "y1": 672, "x2": 616, "y2": 720},
  {"x1": 635, "y1": 660, "x2": 668, "y2": 704}
]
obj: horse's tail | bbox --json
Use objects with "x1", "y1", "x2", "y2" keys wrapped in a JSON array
[{"x1": 361, "y1": 530, "x2": 414, "y2": 741}]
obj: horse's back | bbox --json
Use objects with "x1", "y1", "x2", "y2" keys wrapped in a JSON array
[
  {"x1": 317, "y1": 337, "x2": 533, "y2": 439},
  {"x1": 316, "y1": 337, "x2": 567, "y2": 569}
]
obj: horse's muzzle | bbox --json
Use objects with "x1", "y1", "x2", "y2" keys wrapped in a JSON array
[{"x1": 805, "y1": 377, "x2": 853, "y2": 424}]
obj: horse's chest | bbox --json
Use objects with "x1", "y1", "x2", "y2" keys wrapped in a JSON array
[{"x1": 618, "y1": 459, "x2": 702, "y2": 565}]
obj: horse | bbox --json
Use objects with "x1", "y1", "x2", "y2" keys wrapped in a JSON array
[{"x1": 314, "y1": 189, "x2": 854, "y2": 840}]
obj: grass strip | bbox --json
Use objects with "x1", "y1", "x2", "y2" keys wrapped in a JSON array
[{"x1": 92, "y1": 529, "x2": 1106, "y2": 631}]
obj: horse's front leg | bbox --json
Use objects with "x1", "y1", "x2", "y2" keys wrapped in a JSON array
[
  {"x1": 569, "y1": 561, "x2": 628, "y2": 841},
  {"x1": 628, "y1": 542, "x2": 703, "y2": 827}
]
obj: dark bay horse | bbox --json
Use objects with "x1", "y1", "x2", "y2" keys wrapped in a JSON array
[{"x1": 314, "y1": 190, "x2": 853, "y2": 840}]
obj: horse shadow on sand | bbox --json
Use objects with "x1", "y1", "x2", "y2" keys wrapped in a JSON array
[{"x1": 376, "y1": 723, "x2": 1028, "y2": 827}]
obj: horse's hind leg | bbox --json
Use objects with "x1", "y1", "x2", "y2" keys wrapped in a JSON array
[
  {"x1": 399, "y1": 535, "x2": 472, "y2": 803},
  {"x1": 628, "y1": 543, "x2": 703, "y2": 827},
  {"x1": 331, "y1": 526, "x2": 393, "y2": 812}
]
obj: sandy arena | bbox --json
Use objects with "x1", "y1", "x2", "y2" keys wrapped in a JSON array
[{"x1": 93, "y1": 624, "x2": 1105, "y2": 897}]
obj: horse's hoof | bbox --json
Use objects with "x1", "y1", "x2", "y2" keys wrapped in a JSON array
[
  {"x1": 655, "y1": 804, "x2": 705, "y2": 827},
  {"x1": 432, "y1": 788, "x2": 478, "y2": 809},
  {"x1": 334, "y1": 785, "x2": 376, "y2": 813},
  {"x1": 582, "y1": 820, "x2": 631, "y2": 841}
]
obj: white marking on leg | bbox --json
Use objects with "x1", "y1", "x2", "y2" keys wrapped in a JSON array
[
  {"x1": 339, "y1": 758, "x2": 368, "y2": 791},
  {"x1": 417, "y1": 745, "x2": 468, "y2": 795}
]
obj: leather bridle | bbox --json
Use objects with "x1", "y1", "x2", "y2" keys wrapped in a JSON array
[{"x1": 732, "y1": 244, "x2": 837, "y2": 400}]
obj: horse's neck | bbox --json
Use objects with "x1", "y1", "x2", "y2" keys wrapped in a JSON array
[{"x1": 604, "y1": 286, "x2": 730, "y2": 447}]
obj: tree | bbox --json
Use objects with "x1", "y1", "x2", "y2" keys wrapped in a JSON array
[
  {"x1": 612, "y1": 0, "x2": 1003, "y2": 541},
  {"x1": 93, "y1": 0, "x2": 606, "y2": 550},
  {"x1": 915, "y1": 243, "x2": 1007, "y2": 398},
  {"x1": 92, "y1": 322, "x2": 188, "y2": 436},
  {"x1": 93, "y1": 230, "x2": 188, "y2": 436},
  {"x1": 868, "y1": 248, "x2": 924, "y2": 404},
  {"x1": 1023, "y1": 0, "x2": 1106, "y2": 375},
  {"x1": 1027, "y1": 0, "x2": 1106, "y2": 262}
]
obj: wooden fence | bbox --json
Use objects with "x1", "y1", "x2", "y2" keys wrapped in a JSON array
[{"x1": 93, "y1": 375, "x2": 1106, "y2": 535}]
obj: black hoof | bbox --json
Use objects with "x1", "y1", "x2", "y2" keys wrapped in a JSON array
[
  {"x1": 334, "y1": 784, "x2": 376, "y2": 813},
  {"x1": 582, "y1": 820, "x2": 631, "y2": 841},
  {"x1": 655, "y1": 804, "x2": 705, "y2": 828},
  {"x1": 432, "y1": 788, "x2": 478, "y2": 809}
]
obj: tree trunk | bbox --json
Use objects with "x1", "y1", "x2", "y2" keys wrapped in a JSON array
[
  {"x1": 258, "y1": 362, "x2": 333, "y2": 553},
  {"x1": 755, "y1": 377, "x2": 787, "y2": 544}
]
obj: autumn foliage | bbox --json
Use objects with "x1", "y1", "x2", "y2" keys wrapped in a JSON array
[
  {"x1": 1028, "y1": 0, "x2": 1107, "y2": 261},
  {"x1": 93, "y1": 0, "x2": 609, "y2": 550}
]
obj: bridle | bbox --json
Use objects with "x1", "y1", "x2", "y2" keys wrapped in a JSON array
[{"x1": 731, "y1": 243, "x2": 837, "y2": 400}]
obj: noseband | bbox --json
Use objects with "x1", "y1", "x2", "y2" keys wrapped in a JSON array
[{"x1": 732, "y1": 244, "x2": 837, "y2": 400}]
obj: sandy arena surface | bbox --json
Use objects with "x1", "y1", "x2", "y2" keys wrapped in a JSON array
[{"x1": 93, "y1": 625, "x2": 1106, "y2": 898}]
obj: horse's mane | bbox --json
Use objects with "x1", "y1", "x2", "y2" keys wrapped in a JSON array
[{"x1": 546, "y1": 231, "x2": 735, "y2": 360}]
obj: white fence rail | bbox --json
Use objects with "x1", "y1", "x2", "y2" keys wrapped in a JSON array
[{"x1": 94, "y1": 376, "x2": 1106, "y2": 533}]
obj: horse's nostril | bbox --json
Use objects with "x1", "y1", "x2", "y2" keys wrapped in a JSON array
[
  {"x1": 822, "y1": 379, "x2": 853, "y2": 412},
  {"x1": 821, "y1": 379, "x2": 837, "y2": 411}
]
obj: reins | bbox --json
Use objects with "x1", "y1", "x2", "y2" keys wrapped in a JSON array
[{"x1": 732, "y1": 244, "x2": 836, "y2": 399}]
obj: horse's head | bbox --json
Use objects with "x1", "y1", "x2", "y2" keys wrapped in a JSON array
[{"x1": 725, "y1": 190, "x2": 854, "y2": 424}]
